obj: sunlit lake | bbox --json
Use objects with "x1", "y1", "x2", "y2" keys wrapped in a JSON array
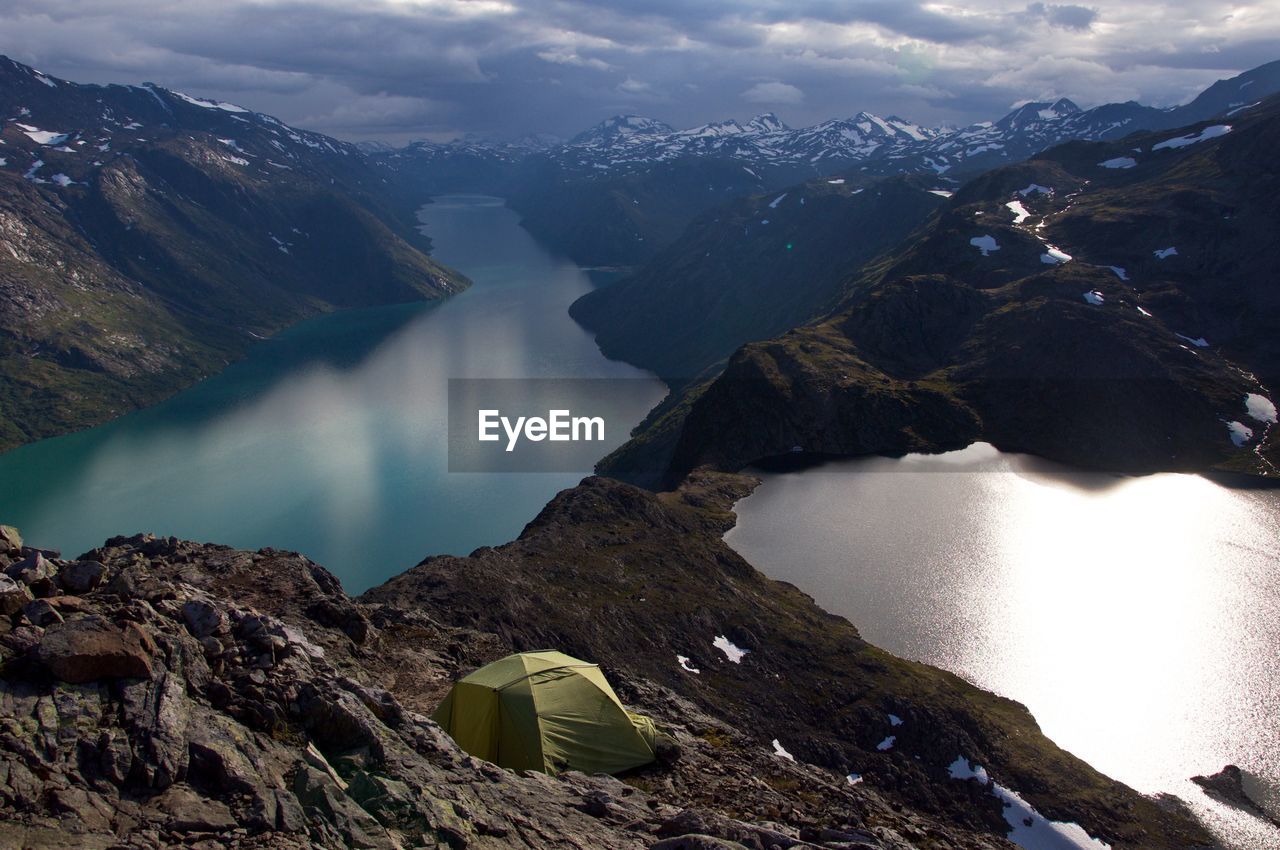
[{"x1": 726, "y1": 444, "x2": 1280, "y2": 849}]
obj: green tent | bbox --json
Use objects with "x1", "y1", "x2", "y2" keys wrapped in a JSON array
[{"x1": 432, "y1": 650, "x2": 657, "y2": 775}]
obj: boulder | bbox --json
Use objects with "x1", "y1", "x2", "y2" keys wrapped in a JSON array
[
  {"x1": 36, "y1": 616, "x2": 157, "y2": 683},
  {"x1": 143, "y1": 784, "x2": 237, "y2": 833},
  {"x1": 0, "y1": 525, "x2": 21, "y2": 555},
  {"x1": 181, "y1": 599, "x2": 228, "y2": 639},
  {"x1": 22, "y1": 598, "x2": 64, "y2": 627},
  {"x1": 6, "y1": 552, "x2": 58, "y2": 596},
  {"x1": 650, "y1": 837, "x2": 749, "y2": 850},
  {"x1": 0, "y1": 574, "x2": 33, "y2": 616},
  {"x1": 58, "y1": 560, "x2": 106, "y2": 594}
]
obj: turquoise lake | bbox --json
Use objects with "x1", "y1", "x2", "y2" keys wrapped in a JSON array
[{"x1": 0, "y1": 195, "x2": 666, "y2": 592}]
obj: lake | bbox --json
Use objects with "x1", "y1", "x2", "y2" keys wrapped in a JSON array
[
  {"x1": 725, "y1": 444, "x2": 1280, "y2": 848},
  {"x1": 0, "y1": 195, "x2": 665, "y2": 592}
]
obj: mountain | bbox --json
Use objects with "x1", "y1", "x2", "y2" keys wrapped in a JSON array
[
  {"x1": 599, "y1": 96, "x2": 1280, "y2": 486},
  {"x1": 0, "y1": 478, "x2": 1211, "y2": 848},
  {"x1": 379, "y1": 60, "x2": 1280, "y2": 267},
  {"x1": 569, "y1": 175, "x2": 949, "y2": 381},
  {"x1": 0, "y1": 56, "x2": 468, "y2": 452}
]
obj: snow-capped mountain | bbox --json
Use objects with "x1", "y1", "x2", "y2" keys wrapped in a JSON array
[
  {"x1": 536, "y1": 110, "x2": 942, "y2": 173},
  {"x1": 381, "y1": 59, "x2": 1280, "y2": 185},
  {"x1": 0, "y1": 56, "x2": 371, "y2": 188}
]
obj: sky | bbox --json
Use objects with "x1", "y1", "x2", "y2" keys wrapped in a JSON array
[{"x1": 2, "y1": 0, "x2": 1278, "y2": 144}]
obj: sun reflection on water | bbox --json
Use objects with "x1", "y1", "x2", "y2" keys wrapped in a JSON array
[{"x1": 726, "y1": 444, "x2": 1280, "y2": 848}]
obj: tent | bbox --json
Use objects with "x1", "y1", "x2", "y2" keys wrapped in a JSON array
[{"x1": 432, "y1": 650, "x2": 657, "y2": 775}]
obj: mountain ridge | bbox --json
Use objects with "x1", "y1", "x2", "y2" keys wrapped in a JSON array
[{"x1": 0, "y1": 55, "x2": 469, "y2": 453}]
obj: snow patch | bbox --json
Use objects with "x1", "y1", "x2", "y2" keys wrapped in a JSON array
[
  {"x1": 1018, "y1": 183, "x2": 1052, "y2": 197},
  {"x1": 970, "y1": 235, "x2": 1000, "y2": 256},
  {"x1": 888, "y1": 714, "x2": 903, "y2": 726},
  {"x1": 1108, "y1": 266, "x2": 1128, "y2": 281},
  {"x1": 876, "y1": 736, "x2": 895, "y2": 751},
  {"x1": 826, "y1": 178, "x2": 845, "y2": 184},
  {"x1": 1245, "y1": 394, "x2": 1277, "y2": 424},
  {"x1": 1098, "y1": 157, "x2": 1136, "y2": 169},
  {"x1": 1137, "y1": 306, "x2": 1153, "y2": 317},
  {"x1": 1228, "y1": 421, "x2": 1254, "y2": 446},
  {"x1": 1041, "y1": 245, "x2": 1072, "y2": 264},
  {"x1": 768, "y1": 193, "x2": 787, "y2": 208},
  {"x1": 994, "y1": 783, "x2": 1111, "y2": 849},
  {"x1": 948, "y1": 756, "x2": 990, "y2": 783},
  {"x1": 171, "y1": 90, "x2": 249, "y2": 113},
  {"x1": 1082, "y1": 291, "x2": 1104, "y2": 305},
  {"x1": 677, "y1": 655, "x2": 701, "y2": 674},
  {"x1": 50, "y1": 173, "x2": 74, "y2": 187},
  {"x1": 846, "y1": 773, "x2": 863, "y2": 785},
  {"x1": 771, "y1": 739, "x2": 795, "y2": 761},
  {"x1": 1175, "y1": 333, "x2": 1208, "y2": 348},
  {"x1": 1153, "y1": 124, "x2": 1231, "y2": 151},
  {"x1": 928, "y1": 189, "x2": 953, "y2": 198},
  {"x1": 1006, "y1": 200, "x2": 1030, "y2": 223},
  {"x1": 15, "y1": 124, "x2": 68, "y2": 146},
  {"x1": 1153, "y1": 247, "x2": 1177, "y2": 259},
  {"x1": 713, "y1": 635, "x2": 748, "y2": 663},
  {"x1": 948, "y1": 757, "x2": 1110, "y2": 849}
]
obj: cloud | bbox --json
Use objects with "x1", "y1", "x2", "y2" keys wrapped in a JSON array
[
  {"x1": 0, "y1": 0, "x2": 1275, "y2": 141},
  {"x1": 1025, "y1": 2, "x2": 1098, "y2": 30},
  {"x1": 536, "y1": 47, "x2": 613, "y2": 71},
  {"x1": 741, "y1": 80, "x2": 804, "y2": 105}
]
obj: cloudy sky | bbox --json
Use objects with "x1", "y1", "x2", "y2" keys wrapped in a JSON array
[{"x1": 2, "y1": 0, "x2": 1277, "y2": 143}]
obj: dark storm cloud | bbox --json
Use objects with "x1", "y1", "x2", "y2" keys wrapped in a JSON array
[{"x1": 1, "y1": 0, "x2": 1276, "y2": 143}]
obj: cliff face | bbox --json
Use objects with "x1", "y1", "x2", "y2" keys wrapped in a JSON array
[{"x1": 0, "y1": 475, "x2": 1211, "y2": 849}]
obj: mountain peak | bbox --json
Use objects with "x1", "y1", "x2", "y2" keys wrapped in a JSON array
[
  {"x1": 569, "y1": 114, "x2": 674, "y2": 145},
  {"x1": 747, "y1": 112, "x2": 788, "y2": 133}
]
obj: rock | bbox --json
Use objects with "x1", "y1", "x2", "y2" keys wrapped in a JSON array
[
  {"x1": 21, "y1": 598, "x2": 64, "y2": 627},
  {"x1": 143, "y1": 784, "x2": 237, "y2": 833},
  {"x1": 0, "y1": 525, "x2": 21, "y2": 555},
  {"x1": 306, "y1": 599, "x2": 374, "y2": 644},
  {"x1": 36, "y1": 616, "x2": 157, "y2": 683},
  {"x1": 181, "y1": 599, "x2": 228, "y2": 639},
  {"x1": 58, "y1": 560, "x2": 106, "y2": 594},
  {"x1": 292, "y1": 764, "x2": 396, "y2": 849},
  {"x1": 1, "y1": 624, "x2": 44, "y2": 654},
  {"x1": 42, "y1": 595, "x2": 89, "y2": 614},
  {"x1": 1192, "y1": 764, "x2": 1280, "y2": 827},
  {"x1": 0, "y1": 574, "x2": 34, "y2": 615},
  {"x1": 650, "y1": 837, "x2": 749, "y2": 850},
  {"x1": 6, "y1": 552, "x2": 58, "y2": 597}
]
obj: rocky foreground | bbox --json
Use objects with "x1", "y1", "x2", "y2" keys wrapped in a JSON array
[{"x1": 0, "y1": 476, "x2": 1215, "y2": 849}]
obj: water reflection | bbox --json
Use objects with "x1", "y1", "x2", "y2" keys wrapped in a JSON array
[
  {"x1": 0, "y1": 195, "x2": 666, "y2": 591},
  {"x1": 725, "y1": 444, "x2": 1280, "y2": 848}
]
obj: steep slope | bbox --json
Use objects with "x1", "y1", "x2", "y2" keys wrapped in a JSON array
[
  {"x1": 0, "y1": 57, "x2": 468, "y2": 452},
  {"x1": 569, "y1": 175, "x2": 948, "y2": 381},
  {"x1": 601, "y1": 98, "x2": 1280, "y2": 485}
]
